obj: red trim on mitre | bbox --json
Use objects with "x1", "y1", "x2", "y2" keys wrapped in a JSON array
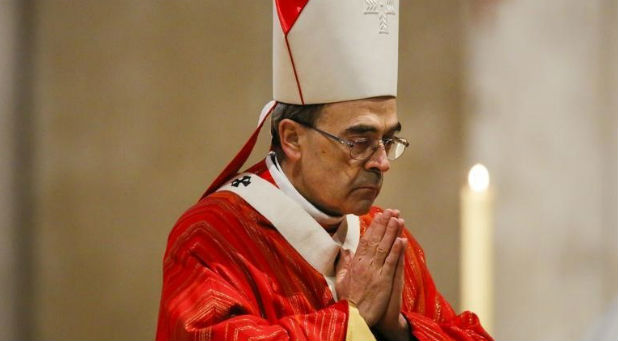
[
  {"x1": 275, "y1": 0, "x2": 310, "y2": 34},
  {"x1": 276, "y1": 0, "x2": 309, "y2": 104},
  {"x1": 285, "y1": 36, "x2": 305, "y2": 104},
  {"x1": 200, "y1": 102, "x2": 277, "y2": 199}
]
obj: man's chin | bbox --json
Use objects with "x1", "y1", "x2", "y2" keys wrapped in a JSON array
[
  {"x1": 348, "y1": 198, "x2": 376, "y2": 216},
  {"x1": 317, "y1": 189, "x2": 379, "y2": 216},
  {"x1": 349, "y1": 187, "x2": 380, "y2": 213}
]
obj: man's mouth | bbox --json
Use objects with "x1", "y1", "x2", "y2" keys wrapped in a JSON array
[
  {"x1": 354, "y1": 185, "x2": 381, "y2": 196},
  {"x1": 357, "y1": 185, "x2": 379, "y2": 190}
]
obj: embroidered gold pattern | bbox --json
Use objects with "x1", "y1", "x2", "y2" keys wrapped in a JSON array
[{"x1": 364, "y1": 0, "x2": 396, "y2": 34}]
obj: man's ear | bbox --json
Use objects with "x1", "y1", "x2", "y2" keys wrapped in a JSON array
[{"x1": 279, "y1": 119, "x2": 303, "y2": 162}]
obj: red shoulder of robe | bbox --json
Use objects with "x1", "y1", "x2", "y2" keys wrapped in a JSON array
[{"x1": 156, "y1": 161, "x2": 493, "y2": 341}]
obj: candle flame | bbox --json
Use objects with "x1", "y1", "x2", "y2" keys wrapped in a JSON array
[{"x1": 468, "y1": 164, "x2": 490, "y2": 192}]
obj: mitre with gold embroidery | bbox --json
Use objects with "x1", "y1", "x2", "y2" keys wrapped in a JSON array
[
  {"x1": 273, "y1": 0, "x2": 399, "y2": 104},
  {"x1": 203, "y1": 0, "x2": 400, "y2": 196}
]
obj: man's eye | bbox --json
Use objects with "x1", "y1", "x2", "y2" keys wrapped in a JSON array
[{"x1": 351, "y1": 138, "x2": 371, "y2": 147}]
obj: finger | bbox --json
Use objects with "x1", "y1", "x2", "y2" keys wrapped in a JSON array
[
  {"x1": 383, "y1": 214, "x2": 404, "y2": 238},
  {"x1": 391, "y1": 239, "x2": 408, "y2": 305},
  {"x1": 369, "y1": 209, "x2": 393, "y2": 242},
  {"x1": 380, "y1": 236, "x2": 406, "y2": 277},
  {"x1": 395, "y1": 215, "x2": 404, "y2": 232},
  {"x1": 356, "y1": 210, "x2": 392, "y2": 257},
  {"x1": 336, "y1": 248, "x2": 351, "y2": 274},
  {"x1": 373, "y1": 216, "x2": 401, "y2": 266},
  {"x1": 391, "y1": 209, "x2": 400, "y2": 218},
  {"x1": 335, "y1": 249, "x2": 352, "y2": 289},
  {"x1": 392, "y1": 238, "x2": 407, "y2": 293},
  {"x1": 376, "y1": 238, "x2": 407, "y2": 329}
]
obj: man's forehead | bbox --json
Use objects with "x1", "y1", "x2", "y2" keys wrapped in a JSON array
[{"x1": 317, "y1": 97, "x2": 399, "y2": 130}]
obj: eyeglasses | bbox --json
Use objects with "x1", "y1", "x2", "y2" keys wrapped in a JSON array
[{"x1": 294, "y1": 120, "x2": 410, "y2": 161}]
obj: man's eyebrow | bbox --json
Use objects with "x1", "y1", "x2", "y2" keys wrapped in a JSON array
[
  {"x1": 344, "y1": 124, "x2": 378, "y2": 134},
  {"x1": 386, "y1": 122, "x2": 402, "y2": 135},
  {"x1": 344, "y1": 122, "x2": 402, "y2": 135}
]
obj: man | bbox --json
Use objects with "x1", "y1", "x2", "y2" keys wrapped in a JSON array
[{"x1": 156, "y1": 1, "x2": 493, "y2": 340}]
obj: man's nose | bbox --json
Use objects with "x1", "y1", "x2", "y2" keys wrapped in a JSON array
[{"x1": 365, "y1": 143, "x2": 391, "y2": 173}]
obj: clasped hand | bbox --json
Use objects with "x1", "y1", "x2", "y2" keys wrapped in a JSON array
[{"x1": 335, "y1": 209, "x2": 410, "y2": 340}]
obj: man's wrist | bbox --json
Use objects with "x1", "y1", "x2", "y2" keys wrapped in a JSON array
[{"x1": 372, "y1": 314, "x2": 411, "y2": 341}]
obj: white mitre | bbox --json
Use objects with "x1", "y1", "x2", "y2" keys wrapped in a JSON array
[
  {"x1": 202, "y1": 0, "x2": 400, "y2": 196},
  {"x1": 273, "y1": 0, "x2": 399, "y2": 104}
]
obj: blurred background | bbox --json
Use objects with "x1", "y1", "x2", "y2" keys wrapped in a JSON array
[{"x1": 0, "y1": 0, "x2": 616, "y2": 340}]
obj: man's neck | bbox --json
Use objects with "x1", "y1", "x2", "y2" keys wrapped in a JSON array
[{"x1": 267, "y1": 153, "x2": 344, "y2": 230}]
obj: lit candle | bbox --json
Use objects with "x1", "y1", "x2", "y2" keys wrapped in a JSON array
[{"x1": 460, "y1": 163, "x2": 494, "y2": 333}]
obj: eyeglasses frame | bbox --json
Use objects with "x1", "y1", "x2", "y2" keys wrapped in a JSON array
[{"x1": 292, "y1": 120, "x2": 410, "y2": 161}]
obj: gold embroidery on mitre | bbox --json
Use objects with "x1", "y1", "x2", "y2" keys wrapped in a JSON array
[{"x1": 364, "y1": 0, "x2": 396, "y2": 34}]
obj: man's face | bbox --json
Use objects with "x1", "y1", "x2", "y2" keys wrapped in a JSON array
[{"x1": 294, "y1": 97, "x2": 399, "y2": 216}]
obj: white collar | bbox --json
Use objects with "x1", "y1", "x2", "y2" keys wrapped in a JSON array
[
  {"x1": 266, "y1": 153, "x2": 345, "y2": 227},
  {"x1": 217, "y1": 171, "x2": 360, "y2": 282}
]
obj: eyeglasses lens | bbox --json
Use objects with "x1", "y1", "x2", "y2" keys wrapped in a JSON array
[{"x1": 351, "y1": 139, "x2": 408, "y2": 161}]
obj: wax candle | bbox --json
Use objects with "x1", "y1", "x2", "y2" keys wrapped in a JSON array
[{"x1": 460, "y1": 163, "x2": 494, "y2": 333}]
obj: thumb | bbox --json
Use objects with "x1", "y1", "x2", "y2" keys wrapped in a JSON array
[{"x1": 335, "y1": 249, "x2": 352, "y2": 281}]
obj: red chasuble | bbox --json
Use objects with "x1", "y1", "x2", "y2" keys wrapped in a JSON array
[{"x1": 156, "y1": 161, "x2": 493, "y2": 341}]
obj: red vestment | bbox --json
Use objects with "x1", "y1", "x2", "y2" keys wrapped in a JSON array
[{"x1": 156, "y1": 162, "x2": 493, "y2": 341}]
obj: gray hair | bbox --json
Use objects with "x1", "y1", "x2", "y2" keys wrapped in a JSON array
[{"x1": 270, "y1": 102, "x2": 324, "y2": 160}]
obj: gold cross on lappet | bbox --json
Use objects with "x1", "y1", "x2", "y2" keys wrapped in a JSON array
[{"x1": 364, "y1": 0, "x2": 396, "y2": 34}]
